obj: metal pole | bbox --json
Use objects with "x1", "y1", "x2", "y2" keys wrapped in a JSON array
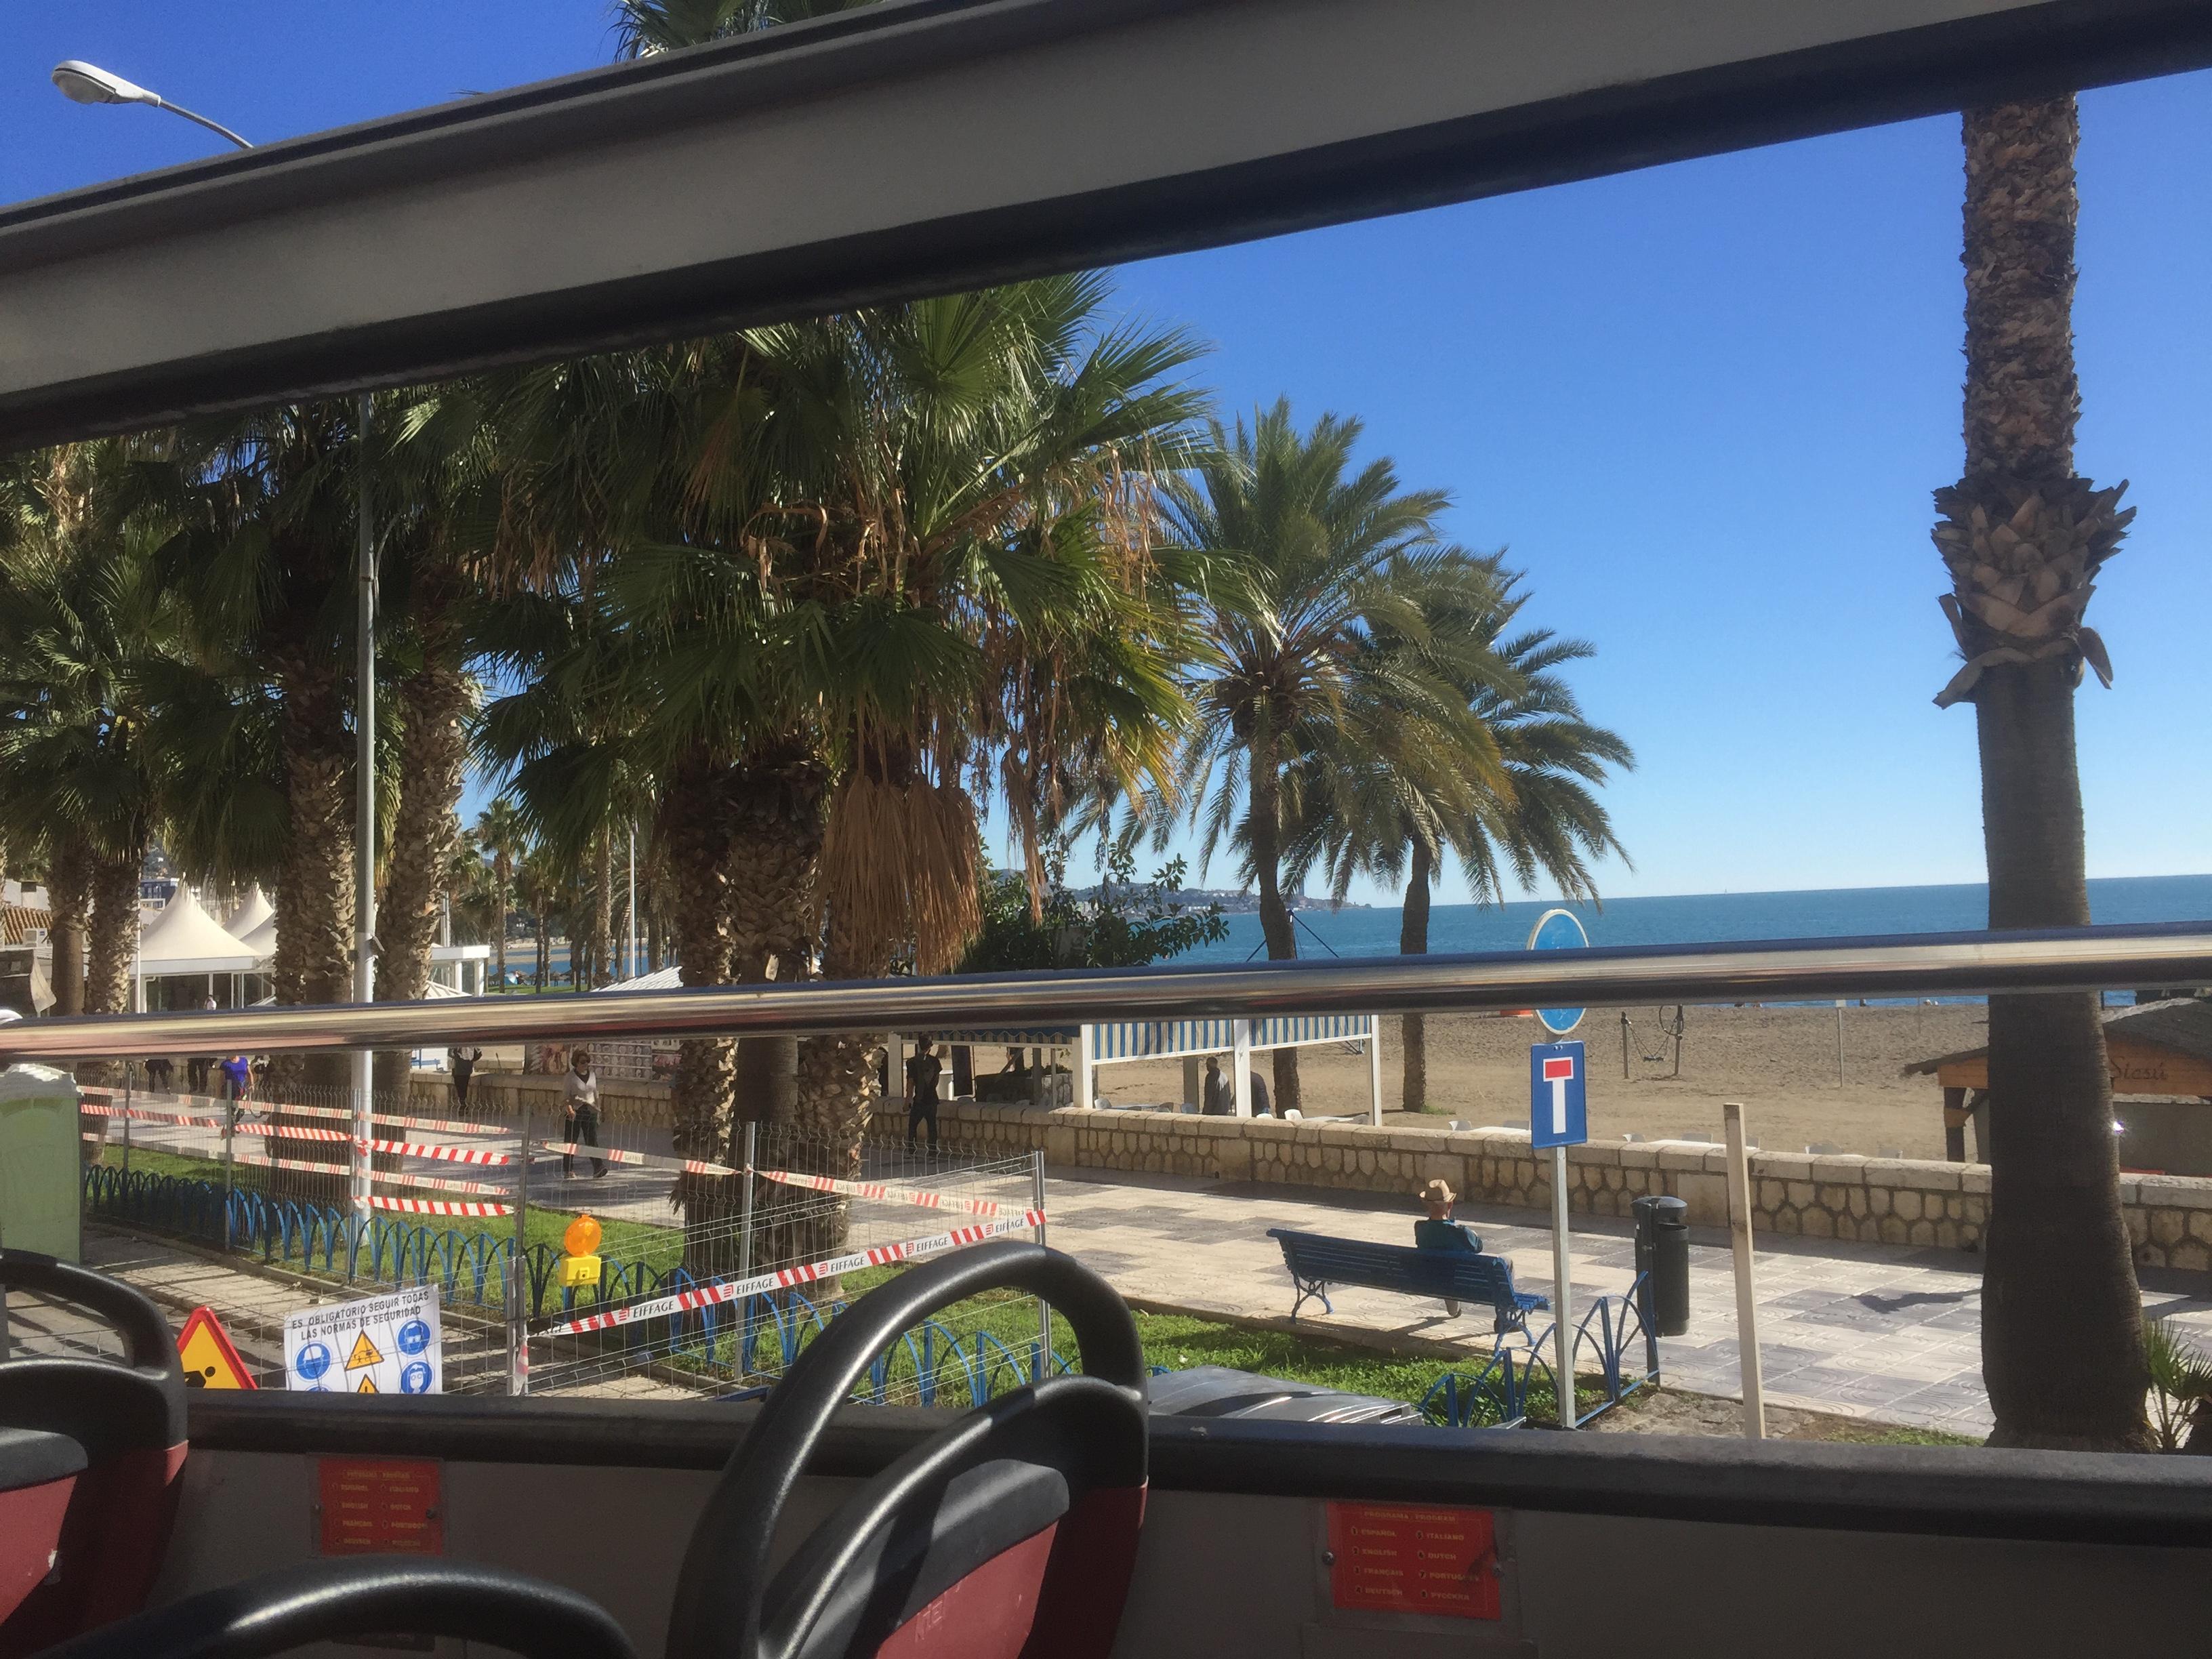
[
  {"x1": 350, "y1": 390, "x2": 377, "y2": 1218},
  {"x1": 739, "y1": 1120, "x2": 756, "y2": 1284},
  {"x1": 1366, "y1": 1021, "x2": 1383, "y2": 1126},
  {"x1": 626, "y1": 825, "x2": 638, "y2": 982},
  {"x1": 1835, "y1": 1001, "x2": 1845, "y2": 1084},
  {"x1": 1032, "y1": 1149, "x2": 1051, "y2": 1381},
  {"x1": 509, "y1": 1092, "x2": 531, "y2": 1397},
  {"x1": 1550, "y1": 1141, "x2": 1572, "y2": 1429},
  {"x1": 1722, "y1": 1101, "x2": 1766, "y2": 1439},
  {"x1": 121, "y1": 1061, "x2": 132, "y2": 1179},
  {"x1": 222, "y1": 1094, "x2": 237, "y2": 1250},
  {"x1": 1621, "y1": 1010, "x2": 1631, "y2": 1080}
]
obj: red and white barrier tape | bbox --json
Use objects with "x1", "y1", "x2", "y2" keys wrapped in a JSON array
[
  {"x1": 532, "y1": 1140, "x2": 735, "y2": 1176},
  {"x1": 747, "y1": 1166, "x2": 1014, "y2": 1220},
  {"x1": 367, "y1": 1196, "x2": 512, "y2": 1217},
  {"x1": 80, "y1": 1101, "x2": 226, "y2": 1129},
  {"x1": 81, "y1": 1086, "x2": 504, "y2": 1139},
  {"x1": 361, "y1": 1136, "x2": 512, "y2": 1167},
  {"x1": 537, "y1": 1210, "x2": 1046, "y2": 1338}
]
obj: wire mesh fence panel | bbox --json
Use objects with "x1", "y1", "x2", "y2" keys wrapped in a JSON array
[{"x1": 524, "y1": 1123, "x2": 1050, "y2": 1404}]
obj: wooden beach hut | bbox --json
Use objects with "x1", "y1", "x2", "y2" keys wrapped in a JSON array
[{"x1": 1906, "y1": 998, "x2": 2212, "y2": 1174}]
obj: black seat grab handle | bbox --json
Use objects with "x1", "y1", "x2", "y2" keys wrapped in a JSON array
[
  {"x1": 0, "y1": 1248, "x2": 180, "y2": 1377},
  {"x1": 667, "y1": 1242, "x2": 1145, "y2": 1659},
  {"x1": 37, "y1": 1557, "x2": 640, "y2": 1659}
]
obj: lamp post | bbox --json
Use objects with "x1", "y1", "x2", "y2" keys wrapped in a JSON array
[{"x1": 56, "y1": 60, "x2": 381, "y2": 1212}]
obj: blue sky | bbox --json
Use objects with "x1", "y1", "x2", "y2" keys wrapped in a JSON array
[{"x1": 5, "y1": 6, "x2": 2206, "y2": 907}]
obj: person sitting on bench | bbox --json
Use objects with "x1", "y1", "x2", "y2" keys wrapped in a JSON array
[
  {"x1": 1414, "y1": 1179, "x2": 1483, "y2": 1316},
  {"x1": 1414, "y1": 1179, "x2": 1481, "y2": 1252}
]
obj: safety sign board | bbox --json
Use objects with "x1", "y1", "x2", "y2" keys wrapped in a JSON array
[
  {"x1": 1530, "y1": 1040, "x2": 1588, "y2": 1149},
  {"x1": 317, "y1": 1458, "x2": 445, "y2": 1556},
  {"x1": 176, "y1": 1305, "x2": 258, "y2": 1390},
  {"x1": 285, "y1": 1284, "x2": 443, "y2": 1396}
]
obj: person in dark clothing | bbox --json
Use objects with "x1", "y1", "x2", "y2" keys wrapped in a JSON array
[
  {"x1": 1200, "y1": 1056, "x2": 1231, "y2": 1116},
  {"x1": 562, "y1": 1048, "x2": 607, "y2": 1179},
  {"x1": 1248, "y1": 1069, "x2": 1271, "y2": 1118},
  {"x1": 449, "y1": 1048, "x2": 480, "y2": 1111},
  {"x1": 1414, "y1": 1178, "x2": 1483, "y2": 1316},
  {"x1": 905, "y1": 1038, "x2": 944, "y2": 1152},
  {"x1": 144, "y1": 1056, "x2": 176, "y2": 1093}
]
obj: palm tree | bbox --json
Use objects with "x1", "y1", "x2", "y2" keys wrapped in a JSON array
[
  {"x1": 476, "y1": 796, "x2": 526, "y2": 987},
  {"x1": 0, "y1": 441, "x2": 184, "y2": 1021},
  {"x1": 1933, "y1": 98, "x2": 2145, "y2": 1450},
  {"x1": 1171, "y1": 401, "x2": 1504, "y2": 1116},
  {"x1": 1286, "y1": 556, "x2": 1633, "y2": 1111}
]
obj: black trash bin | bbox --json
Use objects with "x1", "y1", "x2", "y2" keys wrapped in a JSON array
[{"x1": 1632, "y1": 1194, "x2": 1690, "y2": 1337}]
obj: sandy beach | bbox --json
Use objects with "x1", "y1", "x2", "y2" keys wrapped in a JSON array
[{"x1": 1086, "y1": 1002, "x2": 1988, "y2": 1161}]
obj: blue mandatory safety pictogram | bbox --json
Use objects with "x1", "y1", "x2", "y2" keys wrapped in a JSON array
[
  {"x1": 295, "y1": 1341, "x2": 331, "y2": 1381},
  {"x1": 396, "y1": 1319, "x2": 432, "y2": 1355},
  {"x1": 400, "y1": 1361, "x2": 434, "y2": 1395}
]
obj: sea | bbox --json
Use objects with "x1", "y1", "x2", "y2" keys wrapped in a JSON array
[{"x1": 1163, "y1": 874, "x2": 2212, "y2": 966}]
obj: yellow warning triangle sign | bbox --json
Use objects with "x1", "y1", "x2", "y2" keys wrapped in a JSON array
[
  {"x1": 356, "y1": 1374, "x2": 380, "y2": 1393},
  {"x1": 345, "y1": 1330, "x2": 384, "y2": 1371},
  {"x1": 176, "y1": 1305, "x2": 258, "y2": 1391}
]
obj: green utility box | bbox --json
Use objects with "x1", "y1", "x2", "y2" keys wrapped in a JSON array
[{"x1": 0, "y1": 1064, "x2": 82, "y2": 1261}]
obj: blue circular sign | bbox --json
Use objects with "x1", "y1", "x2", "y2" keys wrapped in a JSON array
[
  {"x1": 1527, "y1": 908, "x2": 1589, "y2": 1036},
  {"x1": 295, "y1": 1341, "x2": 331, "y2": 1381},
  {"x1": 396, "y1": 1319, "x2": 432, "y2": 1355},
  {"x1": 400, "y1": 1361, "x2": 434, "y2": 1395}
]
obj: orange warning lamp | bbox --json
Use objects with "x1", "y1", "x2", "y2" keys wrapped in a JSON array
[{"x1": 558, "y1": 1214, "x2": 603, "y2": 1290}]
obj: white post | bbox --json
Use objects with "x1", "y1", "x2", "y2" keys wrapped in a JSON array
[
  {"x1": 350, "y1": 389, "x2": 377, "y2": 1220},
  {"x1": 1722, "y1": 1101, "x2": 1766, "y2": 1439},
  {"x1": 1073, "y1": 1026, "x2": 1096, "y2": 1110},
  {"x1": 626, "y1": 824, "x2": 638, "y2": 981},
  {"x1": 1231, "y1": 1023, "x2": 1253, "y2": 1118},
  {"x1": 1834, "y1": 1002, "x2": 1845, "y2": 1084},
  {"x1": 1550, "y1": 1141, "x2": 1574, "y2": 1429},
  {"x1": 1366, "y1": 1019, "x2": 1383, "y2": 1126},
  {"x1": 1181, "y1": 1054, "x2": 1202, "y2": 1112}
]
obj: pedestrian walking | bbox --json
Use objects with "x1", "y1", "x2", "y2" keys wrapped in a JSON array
[
  {"x1": 1201, "y1": 1055, "x2": 1231, "y2": 1115},
  {"x1": 219, "y1": 1054, "x2": 250, "y2": 1103},
  {"x1": 562, "y1": 1048, "x2": 607, "y2": 1179},
  {"x1": 1248, "y1": 1068, "x2": 1272, "y2": 1118},
  {"x1": 449, "y1": 1048, "x2": 481, "y2": 1112},
  {"x1": 905, "y1": 1037, "x2": 944, "y2": 1153}
]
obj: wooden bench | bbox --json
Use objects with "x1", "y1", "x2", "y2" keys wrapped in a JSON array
[{"x1": 1265, "y1": 1229, "x2": 1549, "y2": 1336}]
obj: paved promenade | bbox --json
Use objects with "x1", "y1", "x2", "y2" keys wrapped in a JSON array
[
  {"x1": 100, "y1": 1107, "x2": 2212, "y2": 1434},
  {"x1": 1037, "y1": 1168, "x2": 2212, "y2": 1437}
]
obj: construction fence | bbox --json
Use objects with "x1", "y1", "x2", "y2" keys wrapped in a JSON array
[{"x1": 59, "y1": 1066, "x2": 1055, "y2": 1408}]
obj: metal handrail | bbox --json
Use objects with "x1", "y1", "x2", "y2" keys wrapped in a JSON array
[{"x1": 5, "y1": 922, "x2": 2209, "y2": 1061}]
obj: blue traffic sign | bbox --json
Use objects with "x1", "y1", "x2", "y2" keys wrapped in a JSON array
[
  {"x1": 1530, "y1": 1041, "x2": 1588, "y2": 1149},
  {"x1": 1526, "y1": 908, "x2": 1588, "y2": 1036},
  {"x1": 295, "y1": 1341, "x2": 331, "y2": 1382}
]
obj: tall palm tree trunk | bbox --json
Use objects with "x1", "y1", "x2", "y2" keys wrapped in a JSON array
[
  {"x1": 375, "y1": 661, "x2": 469, "y2": 1097},
  {"x1": 492, "y1": 853, "x2": 510, "y2": 986},
  {"x1": 269, "y1": 657, "x2": 358, "y2": 1202},
  {"x1": 46, "y1": 841, "x2": 89, "y2": 1017},
  {"x1": 663, "y1": 757, "x2": 739, "y2": 1275},
  {"x1": 83, "y1": 848, "x2": 142, "y2": 1017},
  {"x1": 1399, "y1": 838, "x2": 1434, "y2": 1113},
  {"x1": 791, "y1": 916, "x2": 890, "y2": 1272},
  {"x1": 1247, "y1": 735, "x2": 1302, "y2": 1117},
  {"x1": 1945, "y1": 96, "x2": 2146, "y2": 1450},
  {"x1": 725, "y1": 751, "x2": 826, "y2": 1275}
]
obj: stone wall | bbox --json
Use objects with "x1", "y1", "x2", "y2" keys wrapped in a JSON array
[
  {"x1": 897, "y1": 1099, "x2": 2212, "y2": 1273},
  {"x1": 407, "y1": 1068, "x2": 672, "y2": 1132}
]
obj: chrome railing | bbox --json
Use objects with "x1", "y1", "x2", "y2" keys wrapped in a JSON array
[{"x1": 5, "y1": 923, "x2": 2209, "y2": 1061}]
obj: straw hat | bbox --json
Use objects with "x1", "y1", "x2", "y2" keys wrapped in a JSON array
[{"x1": 1418, "y1": 1178, "x2": 1456, "y2": 1206}]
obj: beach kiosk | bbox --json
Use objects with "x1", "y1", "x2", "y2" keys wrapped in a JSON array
[
  {"x1": 1906, "y1": 998, "x2": 2212, "y2": 1174},
  {"x1": 1078, "y1": 1015, "x2": 1383, "y2": 1125}
]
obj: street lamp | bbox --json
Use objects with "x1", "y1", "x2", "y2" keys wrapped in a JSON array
[
  {"x1": 56, "y1": 58, "x2": 381, "y2": 1214},
  {"x1": 51, "y1": 60, "x2": 253, "y2": 150}
]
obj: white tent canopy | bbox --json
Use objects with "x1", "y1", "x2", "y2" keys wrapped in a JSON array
[
  {"x1": 223, "y1": 883, "x2": 274, "y2": 938},
  {"x1": 237, "y1": 913, "x2": 277, "y2": 959},
  {"x1": 137, "y1": 888, "x2": 259, "y2": 977}
]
